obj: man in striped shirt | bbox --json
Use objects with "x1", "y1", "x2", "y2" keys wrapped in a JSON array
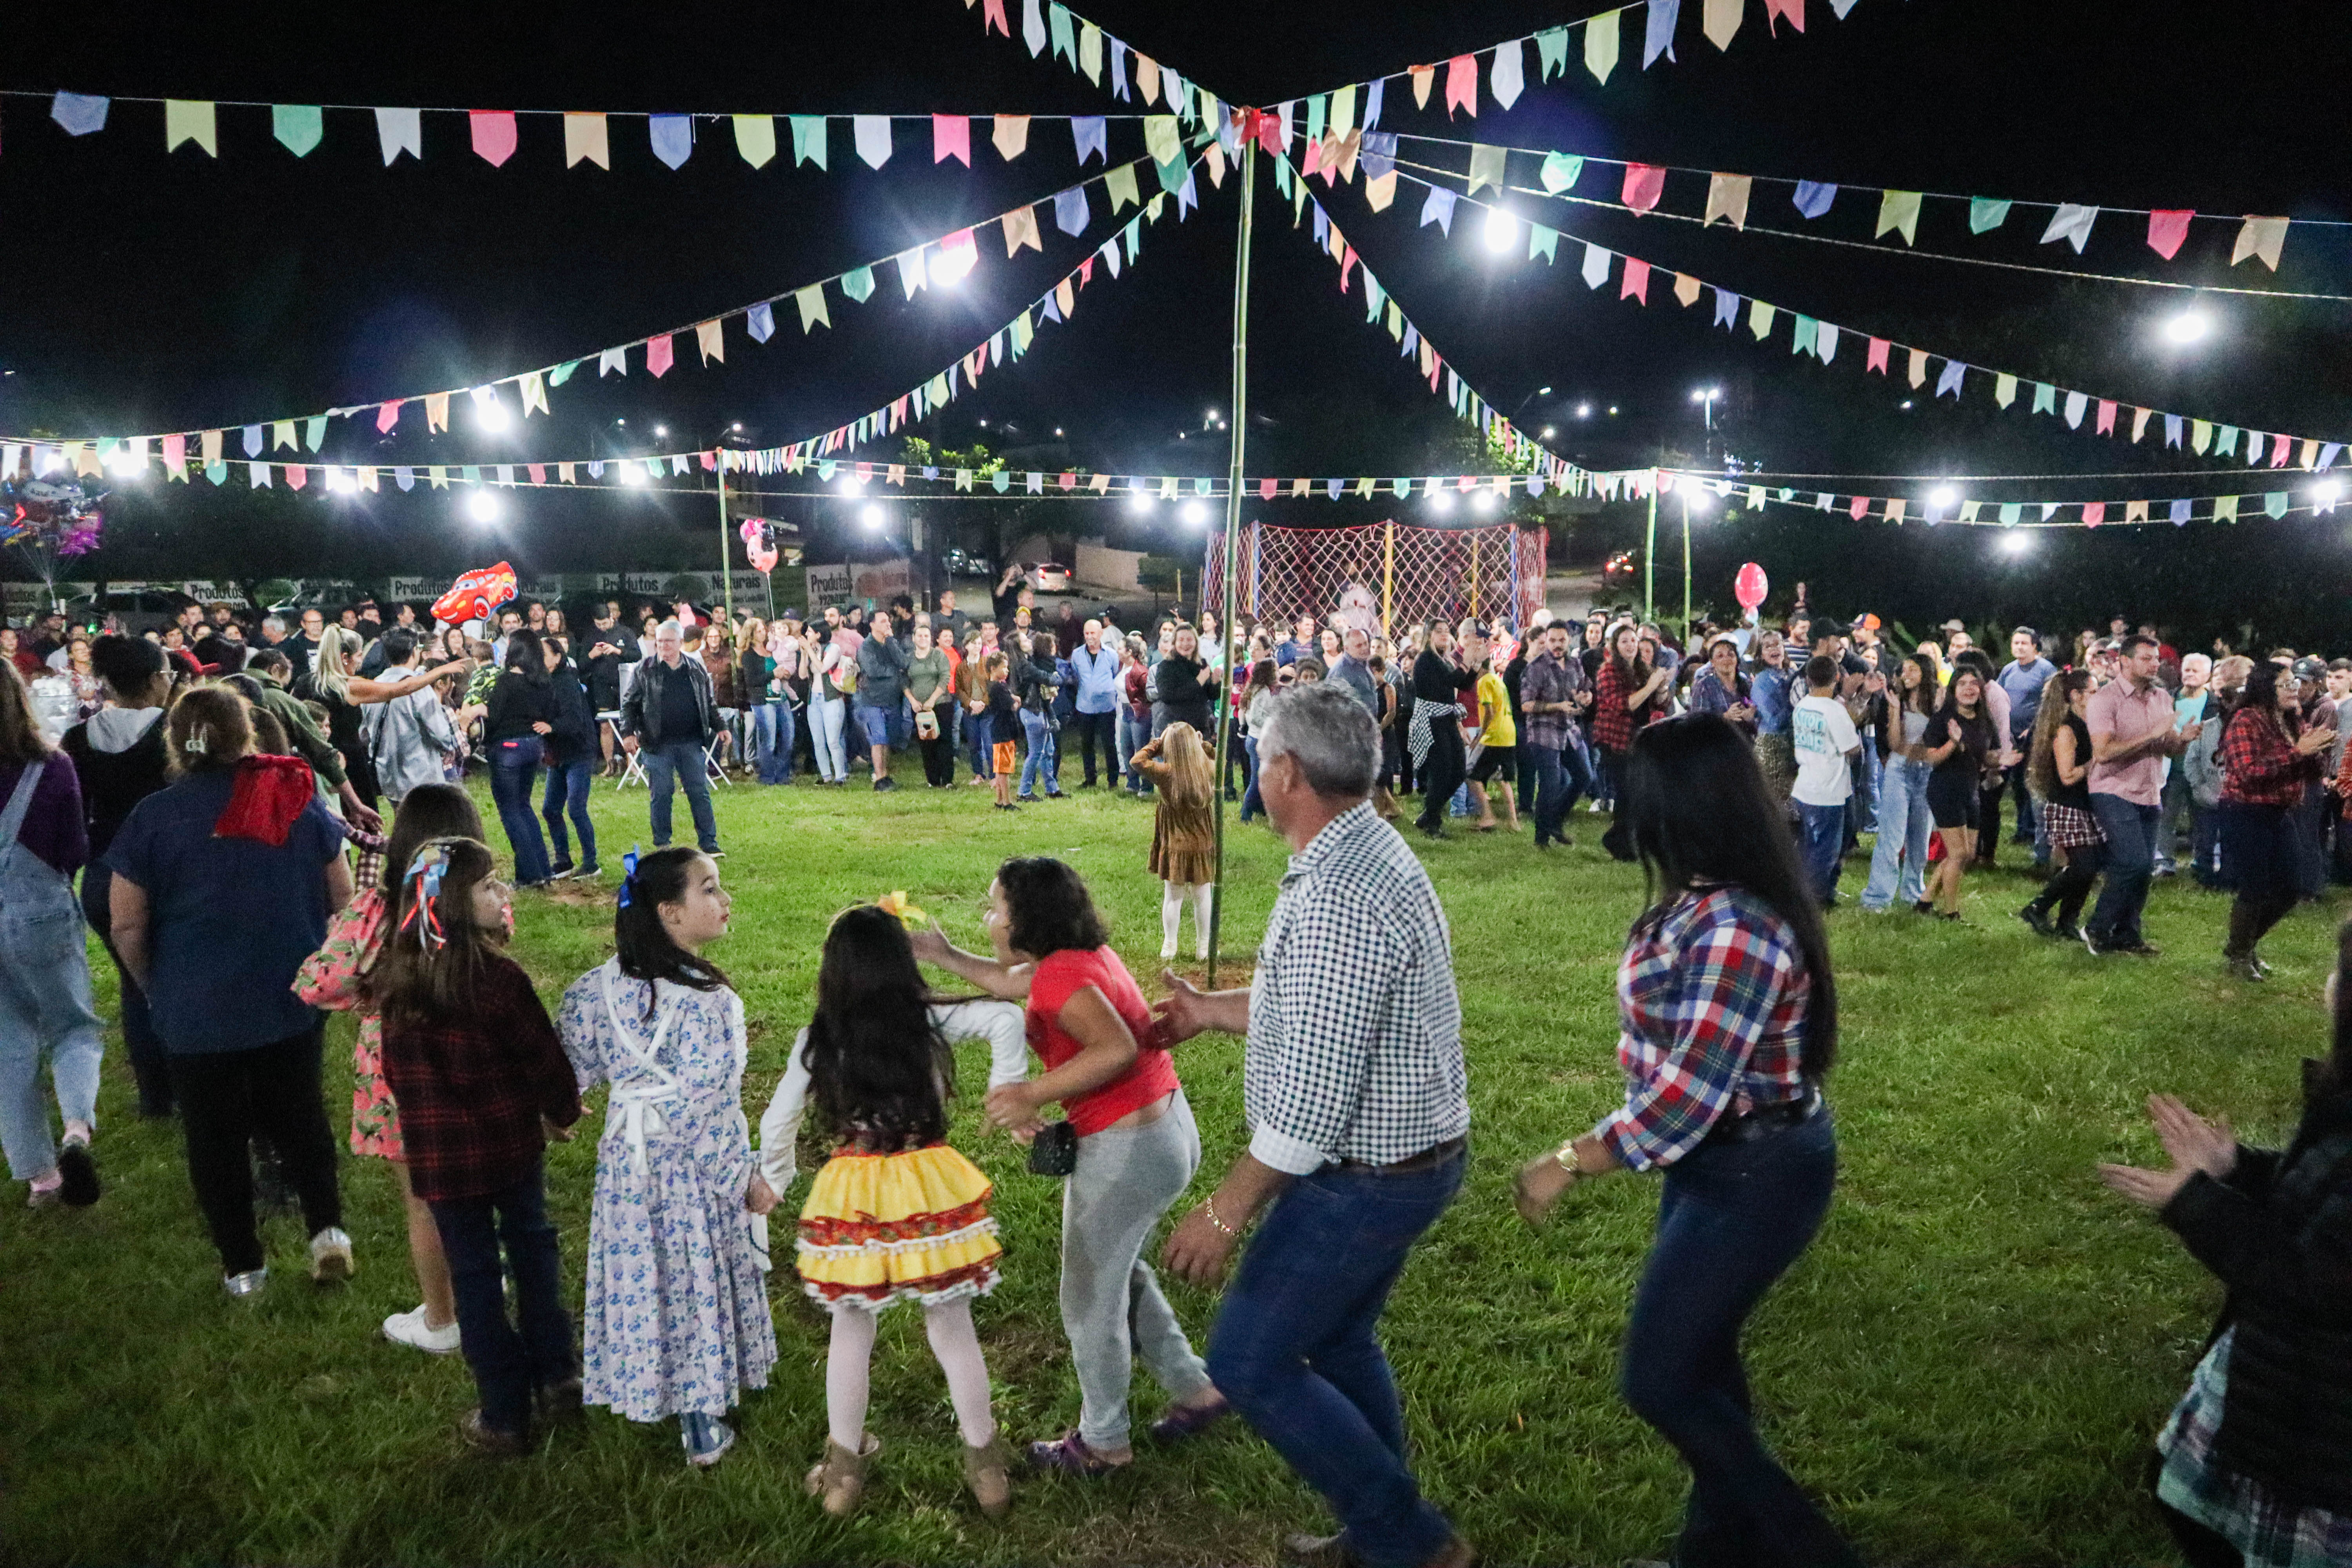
[{"x1": 1158, "y1": 682, "x2": 1472, "y2": 1568}]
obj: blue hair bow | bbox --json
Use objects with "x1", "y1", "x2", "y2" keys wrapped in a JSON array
[{"x1": 618, "y1": 845, "x2": 640, "y2": 909}]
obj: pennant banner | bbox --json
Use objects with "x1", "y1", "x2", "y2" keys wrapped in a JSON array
[
  {"x1": 1653, "y1": 470, "x2": 2333, "y2": 530},
  {"x1": 27, "y1": 149, "x2": 1180, "y2": 450}
]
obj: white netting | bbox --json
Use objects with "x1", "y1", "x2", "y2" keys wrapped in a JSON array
[{"x1": 1200, "y1": 520, "x2": 1548, "y2": 638}]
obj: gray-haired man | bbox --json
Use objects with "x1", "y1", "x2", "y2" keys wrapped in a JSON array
[{"x1": 1156, "y1": 681, "x2": 1473, "y2": 1568}]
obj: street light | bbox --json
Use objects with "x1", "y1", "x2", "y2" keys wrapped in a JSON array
[
  {"x1": 1541, "y1": 426, "x2": 1556, "y2": 439},
  {"x1": 1575, "y1": 403, "x2": 1592, "y2": 419},
  {"x1": 473, "y1": 388, "x2": 510, "y2": 433},
  {"x1": 1471, "y1": 489, "x2": 1497, "y2": 515},
  {"x1": 1483, "y1": 205, "x2": 1517, "y2": 253},
  {"x1": 1929, "y1": 484, "x2": 1960, "y2": 512},
  {"x1": 1430, "y1": 492, "x2": 1455, "y2": 517},
  {"x1": 1998, "y1": 530, "x2": 2034, "y2": 556},
  {"x1": 1180, "y1": 499, "x2": 1209, "y2": 525},
  {"x1": 1690, "y1": 386, "x2": 1723, "y2": 431},
  {"x1": 466, "y1": 489, "x2": 500, "y2": 524},
  {"x1": 2163, "y1": 309, "x2": 2213, "y2": 346},
  {"x1": 861, "y1": 503, "x2": 885, "y2": 531}
]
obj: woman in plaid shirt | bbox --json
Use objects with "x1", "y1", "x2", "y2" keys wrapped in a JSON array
[
  {"x1": 2218, "y1": 664, "x2": 2332, "y2": 980},
  {"x1": 1515, "y1": 713, "x2": 1860, "y2": 1568}
]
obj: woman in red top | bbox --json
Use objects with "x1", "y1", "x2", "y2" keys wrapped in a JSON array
[
  {"x1": 913, "y1": 855, "x2": 1225, "y2": 1476},
  {"x1": 2217, "y1": 663, "x2": 2332, "y2": 980},
  {"x1": 1594, "y1": 620, "x2": 1670, "y2": 861}
]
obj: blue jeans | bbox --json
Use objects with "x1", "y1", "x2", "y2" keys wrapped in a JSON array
[
  {"x1": 489, "y1": 737, "x2": 552, "y2": 885},
  {"x1": 427, "y1": 1156, "x2": 575, "y2": 1438},
  {"x1": 1208, "y1": 1149, "x2": 1465, "y2": 1568},
  {"x1": 539, "y1": 755, "x2": 596, "y2": 870},
  {"x1": 641, "y1": 739, "x2": 720, "y2": 853},
  {"x1": 809, "y1": 695, "x2": 849, "y2": 782},
  {"x1": 1018, "y1": 710, "x2": 1059, "y2": 798},
  {"x1": 966, "y1": 706, "x2": 995, "y2": 779},
  {"x1": 2087, "y1": 794, "x2": 2161, "y2": 946},
  {"x1": 0, "y1": 864, "x2": 103, "y2": 1182},
  {"x1": 1794, "y1": 800, "x2": 1845, "y2": 903},
  {"x1": 1120, "y1": 709, "x2": 1153, "y2": 794},
  {"x1": 1861, "y1": 757, "x2": 1935, "y2": 910},
  {"x1": 752, "y1": 699, "x2": 795, "y2": 783},
  {"x1": 1239, "y1": 737, "x2": 1264, "y2": 822},
  {"x1": 1622, "y1": 1108, "x2": 1857, "y2": 1568},
  {"x1": 1533, "y1": 742, "x2": 1592, "y2": 842}
]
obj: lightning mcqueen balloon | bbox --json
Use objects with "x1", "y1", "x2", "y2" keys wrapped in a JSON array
[{"x1": 432, "y1": 561, "x2": 518, "y2": 626}]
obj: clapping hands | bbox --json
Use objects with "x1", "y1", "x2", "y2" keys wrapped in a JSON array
[{"x1": 2098, "y1": 1093, "x2": 2237, "y2": 1209}]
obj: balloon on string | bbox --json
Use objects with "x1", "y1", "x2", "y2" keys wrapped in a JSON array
[
  {"x1": 1734, "y1": 562, "x2": 1769, "y2": 612},
  {"x1": 739, "y1": 516, "x2": 779, "y2": 574},
  {"x1": 431, "y1": 561, "x2": 517, "y2": 626}
]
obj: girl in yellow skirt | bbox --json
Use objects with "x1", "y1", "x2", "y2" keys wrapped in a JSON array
[{"x1": 757, "y1": 904, "x2": 1014, "y2": 1519}]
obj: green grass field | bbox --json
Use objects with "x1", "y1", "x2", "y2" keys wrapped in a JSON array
[{"x1": 1, "y1": 768, "x2": 2329, "y2": 1566}]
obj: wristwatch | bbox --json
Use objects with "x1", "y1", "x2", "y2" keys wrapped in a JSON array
[{"x1": 1552, "y1": 1140, "x2": 1584, "y2": 1179}]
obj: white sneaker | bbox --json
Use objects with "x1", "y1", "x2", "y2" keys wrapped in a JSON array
[
  {"x1": 382, "y1": 1303, "x2": 463, "y2": 1354},
  {"x1": 309, "y1": 1226, "x2": 355, "y2": 1284},
  {"x1": 1160, "y1": 940, "x2": 1179, "y2": 960}
]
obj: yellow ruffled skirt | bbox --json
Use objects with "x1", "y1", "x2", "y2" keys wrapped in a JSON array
[{"x1": 795, "y1": 1143, "x2": 1002, "y2": 1309}]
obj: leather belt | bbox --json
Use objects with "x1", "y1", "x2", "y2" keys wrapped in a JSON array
[
  {"x1": 1336, "y1": 1134, "x2": 1468, "y2": 1176},
  {"x1": 1702, "y1": 1090, "x2": 1822, "y2": 1147}
]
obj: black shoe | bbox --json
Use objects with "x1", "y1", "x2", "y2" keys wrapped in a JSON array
[
  {"x1": 2082, "y1": 928, "x2": 2109, "y2": 957},
  {"x1": 874, "y1": 776, "x2": 900, "y2": 793},
  {"x1": 2225, "y1": 953, "x2": 2265, "y2": 982},
  {"x1": 56, "y1": 1140, "x2": 100, "y2": 1207},
  {"x1": 546, "y1": 862, "x2": 575, "y2": 882},
  {"x1": 2054, "y1": 922, "x2": 2082, "y2": 942},
  {"x1": 1913, "y1": 900, "x2": 1934, "y2": 915},
  {"x1": 2018, "y1": 903, "x2": 2054, "y2": 937},
  {"x1": 534, "y1": 1376, "x2": 585, "y2": 1428},
  {"x1": 2116, "y1": 939, "x2": 2163, "y2": 957},
  {"x1": 573, "y1": 862, "x2": 602, "y2": 878}
]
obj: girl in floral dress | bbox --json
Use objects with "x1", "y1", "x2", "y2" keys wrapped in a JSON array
[
  {"x1": 555, "y1": 847, "x2": 777, "y2": 1468},
  {"x1": 759, "y1": 904, "x2": 1014, "y2": 1520},
  {"x1": 294, "y1": 782, "x2": 482, "y2": 1353}
]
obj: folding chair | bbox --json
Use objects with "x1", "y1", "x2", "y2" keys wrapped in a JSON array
[
  {"x1": 601, "y1": 713, "x2": 646, "y2": 790},
  {"x1": 706, "y1": 708, "x2": 737, "y2": 787}
]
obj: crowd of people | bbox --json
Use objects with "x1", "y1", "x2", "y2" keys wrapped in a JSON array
[{"x1": 4, "y1": 577, "x2": 2350, "y2": 1567}]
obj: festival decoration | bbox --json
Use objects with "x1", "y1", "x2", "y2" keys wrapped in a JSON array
[
  {"x1": 1322, "y1": 158, "x2": 2352, "y2": 468},
  {"x1": 1657, "y1": 468, "x2": 2343, "y2": 529},
  {"x1": 2, "y1": 472, "x2": 105, "y2": 603},
  {"x1": 11, "y1": 148, "x2": 1177, "y2": 454},
  {"x1": 739, "y1": 518, "x2": 779, "y2": 574},
  {"x1": 878, "y1": 890, "x2": 929, "y2": 929},
  {"x1": 1386, "y1": 131, "x2": 2314, "y2": 280},
  {"x1": 18, "y1": 86, "x2": 1171, "y2": 173},
  {"x1": 432, "y1": 562, "x2": 518, "y2": 625},
  {"x1": 1735, "y1": 563, "x2": 1769, "y2": 610}
]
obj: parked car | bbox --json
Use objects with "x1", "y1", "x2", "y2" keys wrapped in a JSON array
[
  {"x1": 1602, "y1": 550, "x2": 1640, "y2": 590},
  {"x1": 1029, "y1": 561, "x2": 1073, "y2": 593},
  {"x1": 941, "y1": 547, "x2": 993, "y2": 579},
  {"x1": 63, "y1": 588, "x2": 197, "y2": 635}
]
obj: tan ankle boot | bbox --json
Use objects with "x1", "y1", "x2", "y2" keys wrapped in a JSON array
[
  {"x1": 804, "y1": 1434, "x2": 878, "y2": 1517},
  {"x1": 963, "y1": 1433, "x2": 1013, "y2": 1518}
]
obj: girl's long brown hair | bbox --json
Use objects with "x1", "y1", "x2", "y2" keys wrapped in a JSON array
[
  {"x1": 1155, "y1": 721, "x2": 1212, "y2": 811},
  {"x1": 2027, "y1": 670, "x2": 2092, "y2": 800},
  {"x1": 374, "y1": 837, "x2": 501, "y2": 1032}
]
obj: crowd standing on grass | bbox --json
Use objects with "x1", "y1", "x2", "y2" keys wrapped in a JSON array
[{"x1": 8, "y1": 578, "x2": 2352, "y2": 1568}]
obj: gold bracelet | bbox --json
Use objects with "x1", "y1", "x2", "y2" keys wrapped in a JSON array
[
  {"x1": 1200, "y1": 1196, "x2": 1241, "y2": 1238},
  {"x1": 1553, "y1": 1140, "x2": 1583, "y2": 1179}
]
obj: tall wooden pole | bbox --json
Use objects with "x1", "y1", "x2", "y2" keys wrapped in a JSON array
[
  {"x1": 1206, "y1": 129, "x2": 1258, "y2": 989},
  {"x1": 1644, "y1": 470, "x2": 1659, "y2": 624},
  {"x1": 716, "y1": 454, "x2": 734, "y2": 626}
]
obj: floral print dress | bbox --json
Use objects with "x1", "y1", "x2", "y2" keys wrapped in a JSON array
[
  {"x1": 556, "y1": 958, "x2": 777, "y2": 1423},
  {"x1": 293, "y1": 886, "x2": 401, "y2": 1160}
]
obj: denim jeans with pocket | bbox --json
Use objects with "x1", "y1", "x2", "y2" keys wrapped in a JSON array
[
  {"x1": 1794, "y1": 801, "x2": 1846, "y2": 903},
  {"x1": 1862, "y1": 756, "x2": 1934, "y2": 910},
  {"x1": 1019, "y1": 710, "x2": 1058, "y2": 798},
  {"x1": 489, "y1": 737, "x2": 551, "y2": 885},
  {"x1": 2087, "y1": 793, "x2": 2161, "y2": 945},
  {"x1": 0, "y1": 829, "x2": 102, "y2": 1181},
  {"x1": 1621, "y1": 1107, "x2": 1859, "y2": 1568},
  {"x1": 539, "y1": 755, "x2": 596, "y2": 869},
  {"x1": 1207, "y1": 1149, "x2": 1465, "y2": 1568},
  {"x1": 641, "y1": 739, "x2": 720, "y2": 853}
]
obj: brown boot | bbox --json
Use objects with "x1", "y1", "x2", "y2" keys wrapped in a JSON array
[
  {"x1": 963, "y1": 1432, "x2": 1013, "y2": 1518},
  {"x1": 804, "y1": 1434, "x2": 878, "y2": 1518}
]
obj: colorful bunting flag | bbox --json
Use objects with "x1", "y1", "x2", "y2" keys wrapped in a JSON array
[
  {"x1": 564, "y1": 112, "x2": 610, "y2": 169},
  {"x1": 734, "y1": 114, "x2": 777, "y2": 169},
  {"x1": 2146, "y1": 209, "x2": 2192, "y2": 260},
  {"x1": 649, "y1": 114, "x2": 692, "y2": 170},
  {"x1": 274, "y1": 104, "x2": 323, "y2": 157},
  {"x1": 470, "y1": 109, "x2": 519, "y2": 167}
]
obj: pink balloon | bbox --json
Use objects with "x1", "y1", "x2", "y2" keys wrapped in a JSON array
[{"x1": 1735, "y1": 562, "x2": 1769, "y2": 611}]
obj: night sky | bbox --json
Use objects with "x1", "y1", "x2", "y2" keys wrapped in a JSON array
[{"x1": 7, "y1": 0, "x2": 2350, "y2": 637}]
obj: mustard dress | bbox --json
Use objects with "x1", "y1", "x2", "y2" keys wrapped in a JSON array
[{"x1": 757, "y1": 1024, "x2": 1002, "y2": 1308}]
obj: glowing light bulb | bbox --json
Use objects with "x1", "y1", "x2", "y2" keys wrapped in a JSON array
[
  {"x1": 2163, "y1": 310, "x2": 2212, "y2": 346},
  {"x1": 1483, "y1": 206, "x2": 1517, "y2": 253},
  {"x1": 466, "y1": 489, "x2": 499, "y2": 523}
]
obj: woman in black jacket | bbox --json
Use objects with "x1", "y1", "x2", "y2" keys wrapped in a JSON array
[
  {"x1": 536, "y1": 636, "x2": 599, "y2": 881},
  {"x1": 482, "y1": 630, "x2": 556, "y2": 887},
  {"x1": 2101, "y1": 920, "x2": 2352, "y2": 1566},
  {"x1": 1410, "y1": 622, "x2": 1478, "y2": 839}
]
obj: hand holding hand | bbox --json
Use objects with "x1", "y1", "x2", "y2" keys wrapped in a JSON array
[
  {"x1": 1512, "y1": 1149, "x2": 1579, "y2": 1227},
  {"x1": 541, "y1": 1115, "x2": 577, "y2": 1143},
  {"x1": 531, "y1": 721, "x2": 553, "y2": 735},
  {"x1": 983, "y1": 1081, "x2": 1042, "y2": 1131},
  {"x1": 348, "y1": 802, "x2": 385, "y2": 835},
  {"x1": 744, "y1": 1172, "x2": 779, "y2": 1215}
]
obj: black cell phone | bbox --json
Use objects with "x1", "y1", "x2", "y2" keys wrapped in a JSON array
[{"x1": 1026, "y1": 1119, "x2": 1078, "y2": 1177}]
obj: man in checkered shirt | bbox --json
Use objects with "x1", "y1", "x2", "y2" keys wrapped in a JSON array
[{"x1": 1158, "y1": 681, "x2": 1473, "y2": 1568}]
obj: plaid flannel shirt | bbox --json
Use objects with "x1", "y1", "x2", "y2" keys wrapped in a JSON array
[
  {"x1": 2220, "y1": 707, "x2": 2321, "y2": 809},
  {"x1": 378, "y1": 953, "x2": 582, "y2": 1202},
  {"x1": 1595, "y1": 887, "x2": 1814, "y2": 1171},
  {"x1": 1520, "y1": 651, "x2": 1578, "y2": 752},
  {"x1": 1244, "y1": 802, "x2": 1471, "y2": 1174}
]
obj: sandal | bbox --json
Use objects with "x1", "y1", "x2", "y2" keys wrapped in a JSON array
[
  {"x1": 1147, "y1": 1395, "x2": 1229, "y2": 1444},
  {"x1": 964, "y1": 1433, "x2": 1014, "y2": 1518},
  {"x1": 1027, "y1": 1428, "x2": 1125, "y2": 1476},
  {"x1": 804, "y1": 1434, "x2": 879, "y2": 1518}
]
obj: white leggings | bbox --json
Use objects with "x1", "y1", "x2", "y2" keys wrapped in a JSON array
[
  {"x1": 826, "y1": 1297, "x2": 996, "y2": 1451},
  {"x1": 1160, "y1": 881, "x2": 1215, "y2": 958}
]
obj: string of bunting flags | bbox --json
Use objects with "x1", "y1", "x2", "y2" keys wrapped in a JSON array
[
  {"x1": 17, "y1": 146, "x2": 1203, "y2": 455},
  {"x1": 20, "y1": 85, "x2": 1192, "y2": 172},
  {"x1": 969, "y1": 0, "x2": 1227, "y2": 124},
  {"x1": 1389, "y1": 131, "x2": 2312, "y2": 280},
  {"x1": 1655, "y1": 468, "x2": 2352, "y2": 529},
  {"x1": 1343, "y1": 157, "x2": 2352, "y2": 472},
  {"x1": 991, "y1": 0, "x2": 1859, "y2": 128},
  {"x1": 3, "y1": 150, "x2": 1212, "y2": 495}
]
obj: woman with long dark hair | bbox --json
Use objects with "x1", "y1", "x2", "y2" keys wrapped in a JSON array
[
  {"x1": 482, "y1": 629, "x2": 555, "y2": 887},
  {"x1": 1409, "y1": 621, "x2": 1478, "y2": 839},
  {"x1": 1593, "y1": 620, "x2": 1672, "y2": 860},
  {"x1": 1920, "y1": 668, "x2": 1998, "y2": 920},
  {"x1": 1514, "y1": 713, "x2": 1858, "y2": 1568},
  {"x1": 2018, "y1": 671, "x2": 2104, "y2": 942},
  {"x1": 1861, "y1": 652, "x2": 1942, "y2": 914},
  {"x1": 2213, "y1": 662, "x2": 2332, "y2": 980},
  {"x1": 2099, "y1": 919, "x2": 2352, "y2": 1565}
]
